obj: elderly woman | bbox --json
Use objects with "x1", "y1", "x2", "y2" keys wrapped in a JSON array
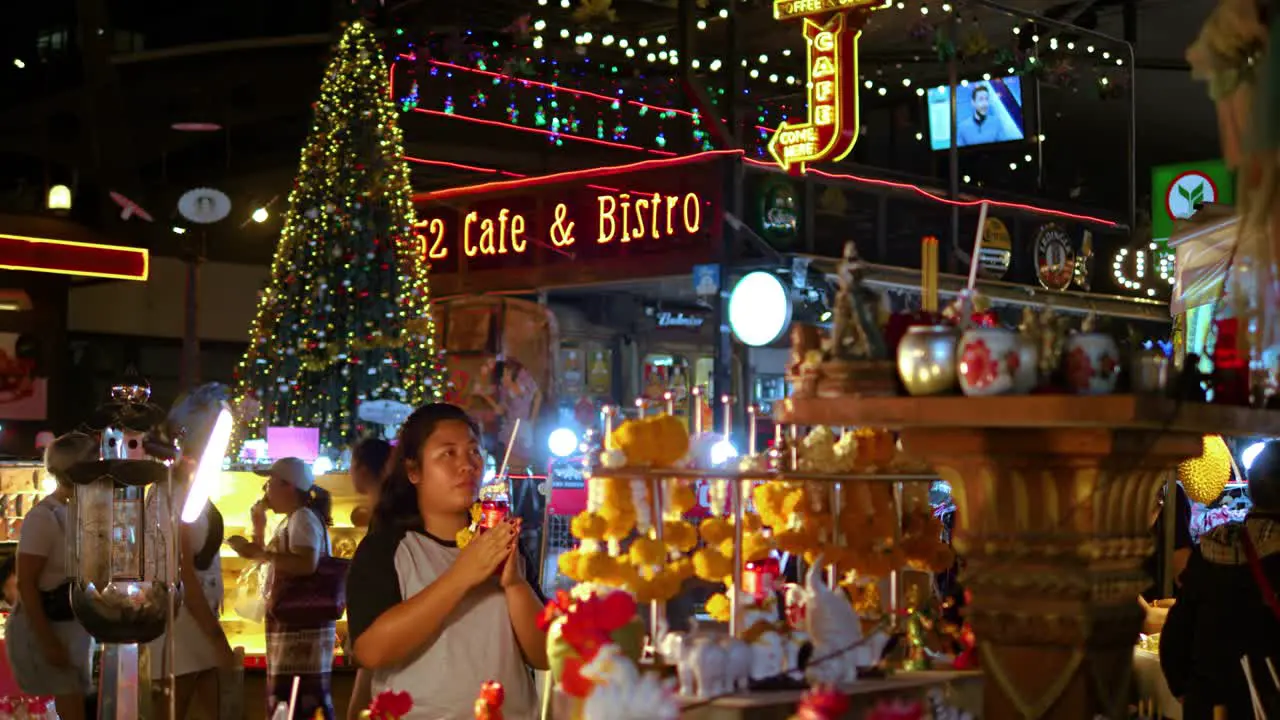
[
  {"x1": 1160, "y1": 441, "x2": 1280, "y2": 717},
  {"x1": 5, "y1": 432, "x2": 99, "y2": 720}
]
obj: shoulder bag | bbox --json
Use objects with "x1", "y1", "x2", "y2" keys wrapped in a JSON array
[{"x1": 267, "y1": 508, "x2": 349, "y2": 627}]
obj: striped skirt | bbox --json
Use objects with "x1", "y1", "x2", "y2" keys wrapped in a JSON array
[{"x1": 265, "y1": 619, "x2": 336, "y2": 720}]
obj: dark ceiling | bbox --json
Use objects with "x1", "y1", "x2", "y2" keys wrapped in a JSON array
[{"x1": 0, "y1": 0, "x2": 1223, "y2": 266}]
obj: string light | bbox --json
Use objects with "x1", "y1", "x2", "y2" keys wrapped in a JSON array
[{"x1": 232, "y1": 20, "x2": 443, "y2": 452}]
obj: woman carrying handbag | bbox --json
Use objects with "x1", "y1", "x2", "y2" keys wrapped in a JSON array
[{"x1": 229, "y1": 457, "x2": 345, "y2": 720}]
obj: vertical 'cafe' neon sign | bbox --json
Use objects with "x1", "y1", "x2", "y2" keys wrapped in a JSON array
[{"x1": 768, "y1": 1, "x2": 888, "y2": 173}]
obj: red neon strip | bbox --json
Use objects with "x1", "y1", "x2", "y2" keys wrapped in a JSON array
[
  {"x1": 391, "y1": 55, "x2": 775, "y2": 141},
  {"x1": 785, "y1": 162, "x2": 1118, "y2": 227},
  {"x1": 413, "y1": 108, "x2": 677, "y2": 158},
  {"x1": 0, "y1": 234, "x2": 149, "y2": 281},
  {"x1": 414, "y1": 150, "x2": 741, "y2": 202},
  {"x1": 409, "y1": 152, "x2": 1118, "y2": 228},
  {"x1": 405, "y1": 156, "x2": 526, "y2": 178}
]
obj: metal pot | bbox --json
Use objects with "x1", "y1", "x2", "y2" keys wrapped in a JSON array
[{"x1": 896, "y1": 325, "x2": 960, "y2": 396}]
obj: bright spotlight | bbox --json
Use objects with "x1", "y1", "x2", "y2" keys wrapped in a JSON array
[
  {"x1": 549, "y1": 428, "x2": 579, "y2": 458},
  {"x1": 251, "y1": 207, "x2": 269, "y2": 223},
  {"x1": 1243, "y1": 441, "x2": 1269, "y2": 472},
  {"x1": 312, "y1": 455, "x2": 334, "y2": 476},
  {"x1": 710, "y1": 440, "x2": 738, "y2": 466}
]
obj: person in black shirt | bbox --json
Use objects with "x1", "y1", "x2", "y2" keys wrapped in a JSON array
[
  {"x1": 1143, "y1": 482, "x2": 1193, "y2": 603},
  {"x1": 1160, "y1": 442, "x2": 1280, "y2": 717}
]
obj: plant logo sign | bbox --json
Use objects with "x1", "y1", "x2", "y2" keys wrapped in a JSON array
[{"x1": 1165, "y1": 171, "x2": 1218, "y2": 222}]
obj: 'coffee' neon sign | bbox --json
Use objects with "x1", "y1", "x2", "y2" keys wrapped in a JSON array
[
  {"x1": 417, "y1": 190, "x2": 708, "y2": 264},
  {"x1": 768, "y1": 2, "x2": 886, "y2": 173}
]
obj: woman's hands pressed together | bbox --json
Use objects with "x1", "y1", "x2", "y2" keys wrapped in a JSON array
[
  {"x1": 451, "y1": 518, "x2": 519, "y2": 590},
  {"x1": 500, "y1": 518, "x2": 527, "y2": 590}
]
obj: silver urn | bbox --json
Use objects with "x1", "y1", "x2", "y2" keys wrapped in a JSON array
[{"x1": 896, "y1": 325, "x2": 961, "y2": 396}]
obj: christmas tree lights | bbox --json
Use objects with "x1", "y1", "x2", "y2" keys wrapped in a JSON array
[{"x1": 232, "y1": 20, "x2": 444, "y2": 453}]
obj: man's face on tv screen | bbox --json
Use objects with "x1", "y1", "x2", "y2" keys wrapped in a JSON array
[{"x1": 973, "y1": 88, "x2": 990, "y2": 116}]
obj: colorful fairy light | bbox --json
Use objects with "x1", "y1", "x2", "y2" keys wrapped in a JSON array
[{"x1": 232, "y1": 20, "x2": 444, "y2": 451}]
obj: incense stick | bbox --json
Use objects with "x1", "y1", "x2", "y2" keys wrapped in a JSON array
[
  {"x1": 497, "y1": 418, "x2": 521, "y2": 482},
  {"x1": 288, "y1": 675, "x2": 301, "y2": 718},
  {"x1": 966, "y1": 201, "x2": 990, "y2": 291},
  {"x1": 499, "y1": 418, "x2": 521, "y2": 501}
]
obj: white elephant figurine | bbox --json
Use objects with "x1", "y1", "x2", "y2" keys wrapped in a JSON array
[
  {"x1": 659, "y1": 632, "x2": 695, "y2": 696},
  {"x1": 798, "y1": 559, "x2": 860, "y2": 686},
  {"x1": 720, "y1": 636, "x2": 752, "y2": 692},
  {"x1": 785, "y1": 630, "x2": 810, "y2": 681},
  {"x1": 749, "y1": 630, "x2": 786, "y2": 681},
  {"x1": 687, "y1": 635, "x2": 728, "y2": 698}
]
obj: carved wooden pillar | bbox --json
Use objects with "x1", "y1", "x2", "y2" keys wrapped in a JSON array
[
  {"x1": 900, "y1": 427, "x2": 1198, "y2": 719},
  {"x1": 779, "y1": 396, "x2": 1280, "y2": 720}
]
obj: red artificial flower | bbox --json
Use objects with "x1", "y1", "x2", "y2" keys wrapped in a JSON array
[
  {"x1": 866, "y1": 699, "x2": 924, "y2": 720},
  {"x1": 796, "y1": 687, "x2": 851, "y2": 720},
  {"x1": 959, "y1": 339, "x2": 998, "y2": 390},
  {"x1": 1064, "y1": 346, "x2": 1095, "y2": 392},
  {"x1": 537, "y1": 589, "x2": 574, "y2": 632},
  {"x1": 368, "y1": 690, "x2": 414, "y2": 719},
  {"x1": 559, "y1": 654, "x2": 597, "y2": 698},
  {"x1": 479, "y1": 681, "x2": 505, "y2": 708}
]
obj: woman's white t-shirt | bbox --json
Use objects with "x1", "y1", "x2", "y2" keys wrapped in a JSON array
[
  {"x1": 17, "y1": 496, "x2": 72, "y2": 591},
  {"x1": 267, "y1": 508, "x2": 327, "y2": 594},
  {"x1": 345, "y1": 522, "x2": 540, "y2": 720}
]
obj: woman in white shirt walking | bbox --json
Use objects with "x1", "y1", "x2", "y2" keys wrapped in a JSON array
[{"x1": 5, "y1": 432, "x2": 98, "y2": 720}]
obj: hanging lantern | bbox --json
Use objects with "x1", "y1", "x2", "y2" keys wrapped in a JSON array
[{"x1": 65, "y1": 404, "x2": 175, "y2": 645}]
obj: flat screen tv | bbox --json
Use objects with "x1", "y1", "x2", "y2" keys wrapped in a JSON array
[{"x1": 927, "y1": 76, "x2": 1025, "y2": 150}]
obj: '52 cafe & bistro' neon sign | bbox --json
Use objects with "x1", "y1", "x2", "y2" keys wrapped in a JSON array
[
  {"x1": 768, "y1": 0, "x2": 889, "y2": 173},
  {"x1": 414, "y1": 187, "x2": 718, "y2": 275}
]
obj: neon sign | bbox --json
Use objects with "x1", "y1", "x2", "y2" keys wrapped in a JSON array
[
  {"x1": 0, "y1": 234, "x2": 149, "y2": 281},
  {"x1": 773, "y1": 0, "x2": 890, "y2": 20},
  {"x1": 768, "y1": 3, "x2": 886, "y2": 173},
  {"x1": 416, "y1": 190, "x2": 713, "y2": 273},
  {"x1": 768, "y1": 14, "x2": 861, "y2": 172}
]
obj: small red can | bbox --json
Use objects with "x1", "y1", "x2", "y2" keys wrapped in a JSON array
[
  {"x1": 477, "y1": 499, "x2": 512, "y2": 576},
  {"x1": 743, "y1": 556, "x2": 780, "y2": 601}
]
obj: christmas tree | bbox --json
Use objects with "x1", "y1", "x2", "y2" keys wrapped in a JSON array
[{"x1": 232, "y1": 20, "x2": 442, "y2": 451}]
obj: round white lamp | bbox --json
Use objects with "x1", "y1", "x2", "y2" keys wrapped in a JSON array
[
  {"x1": 728, "y1": 271, "x2": 792, "y2": 346},
  {"x1": 548, "y1": 427, "x2": 579, "y2": 458}
]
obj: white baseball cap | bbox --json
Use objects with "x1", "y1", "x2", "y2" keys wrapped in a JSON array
[{"x1": 255, "y1": 457, "x2": 314, "y2": 492}]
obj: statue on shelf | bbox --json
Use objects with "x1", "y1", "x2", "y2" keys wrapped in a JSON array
[
  {"x1": 899, "y1": 585, "x2": 941, "y2": 672},
  {"x1": 826, "y1": 241, "x2": 887, "y2": 361}
]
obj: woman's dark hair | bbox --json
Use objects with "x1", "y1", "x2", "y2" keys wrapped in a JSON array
[
  {"x1": 352, "y1": 438, "x2": 393, "y2": 480},
  {"x1": 374, "y1": 403, "x2": 481, "y2": 529},
  {"x1": 1248, "y1": 441, "x2": 1280, "y2": 513},
  {"x1": 302, "y1": 485, "x2": 334, "y2": 527},
  {"x1": 0, "y1": 555, "x2": 14, "y2": 584}
]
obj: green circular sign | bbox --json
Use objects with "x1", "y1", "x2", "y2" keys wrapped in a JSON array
[{"x1": 758, "y1": 178, "x2": 799, "y2": 248}]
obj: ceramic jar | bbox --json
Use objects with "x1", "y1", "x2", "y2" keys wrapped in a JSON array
[
  {"x1": 957, "y1": 328, "x2": 1022, "y2": 396},
  {"x1": 896, "y1": 325, "x2": 960, "y2": 396},
  {"x1": 1063, "y1": 332, "x2": 1121, "y2": 395}
]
